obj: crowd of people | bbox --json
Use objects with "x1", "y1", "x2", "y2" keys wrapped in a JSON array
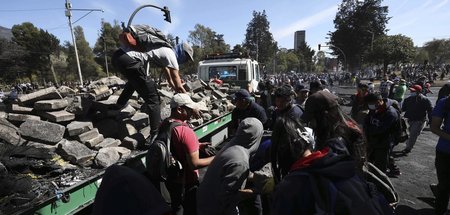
[{"x1": 87, "y1": 26, "x2": 450, "y2": 214}]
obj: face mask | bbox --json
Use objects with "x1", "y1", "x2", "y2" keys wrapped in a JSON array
[{"x1": 368, "y1": 104, "x2": 377, "y2": 110}]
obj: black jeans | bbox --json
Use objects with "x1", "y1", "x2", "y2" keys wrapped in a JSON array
[
  {"x1": 112, "y1": 49, "x2": 160, "y2": 136},
  {"x1": 435, "y1": 150, "x2": 450, "y2": 215},
  {"x1": 368, "y1": 146, "x2": 389, "y2": 173}
]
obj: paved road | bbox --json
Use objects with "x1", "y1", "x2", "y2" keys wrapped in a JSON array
[{"x1": 332, "y1": 85, "x2": 442, "y2": 214}]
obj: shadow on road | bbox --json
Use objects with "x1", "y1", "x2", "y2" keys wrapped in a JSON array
[{"x1": 395, "y1": 205, "x2": 434, "y2": 215}]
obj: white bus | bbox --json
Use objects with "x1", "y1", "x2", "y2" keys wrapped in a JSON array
[{"x1": 198, "y1": 53, "x2": 261, "y2": 92}]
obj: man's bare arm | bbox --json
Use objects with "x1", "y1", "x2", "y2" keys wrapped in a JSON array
[{"x1": 431, "y1": 116, "x2": 450, "y2": 142}]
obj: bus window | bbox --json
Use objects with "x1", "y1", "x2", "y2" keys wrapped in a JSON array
[{"x1": 208, "y1": 66, "x2": 238, "y2": 81}]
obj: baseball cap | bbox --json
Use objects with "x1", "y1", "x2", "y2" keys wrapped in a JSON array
[
  {"x1": 301, "y1": 91, "x2": 339, "y2": 122},
  {"x1": 170, "y1": 93, "x2": 208, "y2": 111},
  {"x1": 409, "y1": 85, "x2": 422, "y2": 92},
  {"x1": 295, "y1": 84, "x2": 309, "y2": 92},
  {"x1": 234, "y1": 89, "x2": 251, "y2": 99}
]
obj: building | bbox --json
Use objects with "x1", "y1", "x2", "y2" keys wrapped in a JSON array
[{"x1": 294, "y1": 30, "x2": 306, "y2": 51}]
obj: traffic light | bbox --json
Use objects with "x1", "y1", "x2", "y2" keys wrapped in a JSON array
[
  {"x1": 318, "y1": 44, "x2": 321, "y2": 51},
  {"x1": 163, "y1": 7, "x2": 171, "y2": 23}
]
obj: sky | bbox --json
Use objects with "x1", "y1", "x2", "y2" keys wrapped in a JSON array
[{"x1": 1, "y1": 0, "x2": 450, "y2": 52}]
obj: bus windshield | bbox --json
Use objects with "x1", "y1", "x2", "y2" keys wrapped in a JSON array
[{"x1": 208, "y1": 66, "x2": 238, "y2": 81}]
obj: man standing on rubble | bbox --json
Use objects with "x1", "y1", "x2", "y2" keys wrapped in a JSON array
[{"x1": 112, "y1": 39, "x2": 194, "y2": 140}]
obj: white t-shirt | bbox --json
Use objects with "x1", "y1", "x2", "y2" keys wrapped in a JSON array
[{"x1": 123, "y1": 46, "x2": 179, "y2": 70}]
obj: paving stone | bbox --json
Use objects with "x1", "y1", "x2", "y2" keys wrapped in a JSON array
[
  {"x1": 95, "y1": 147, "x2": 120, "y2": 168},
  {"x1": 65, "y1": 95, "x2": 93, "y2": 116},
  {"x1": 121, "y1": 133, "x2": 145, "y2": 150},
  {"x1": 57, "y1": 139, "x2": 96, "y2": 167},
  {"x1": 85, "y1": 134, "x2": 104, "y2": 148},
  {"x1": 110, "y1": 147, "x2": 131, "y2": 159},
  {"x1": 0, "y1": 111, "x2": 6, "y2": 119},
  {"x1": 39, "y1": 110, "x2": 75, "y2": 122},
  {"x1": 18, "y1": 87, "x2": 61, "y2": 106},
  {"x1": 0, "y1": 161, "x2": 6, "y2": 174},
  {"x1": 190, "y1": 80, "x2": 204, "y2": 93},
  {"x1": 129, "y1": 112, "x2": 149, "y2": 130},
  {"x1": 88, "y1": 76, "x2": 126, "y2": 88},
  {"x1": 34, "y1": 99, "x2": 68, "y2": 111},
  {"x1": 25, "y1": 141, "x2": 57, "y2": 152},
  {"x1": 94, "y1": 138, "x2": 121, "y2": 150},
  {"x1": 90, "y1": 85, "x2": 110, "y2": 96},
  {"x1": 212, "y1": 89, "x2": 227, "y2": 99},
  {"x1": 78, "y1": 128, "x2": 100, "y2": 143},
  {"x1": 66, "y1": 121, "x2": 94, "y2": 137},
  {"x1": 0, "y1": 118, "x2": 25, "y2": 145},
  {"x1": 98, "y1": 95, "x2": 119, "y2": 105},
  {"x1": 119, "y1": 123, "x2": 138, "y2": 139},
  {"x1": 10, "y1": 104, "x2": 33, "y2": 114},
  {"x1": 140, "y1": 126, "x2": 151, "y2": 140},
  {"x1": 19, "y1": 119, "x2": 65, "y2": 144},
  {"x1": 57, "y1": 86, "x2": 77, "y2": 97},
  {"x1": 7, "y1": 113, "x2": 40, "y2": 123}
]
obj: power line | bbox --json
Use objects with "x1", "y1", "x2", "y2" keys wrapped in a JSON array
[{"x1": 0, "y1": 8, "x2": 64, "y2": 12}]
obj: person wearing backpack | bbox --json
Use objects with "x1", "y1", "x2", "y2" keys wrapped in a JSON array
[
  {"x1": 401, "y1": 85, "x2": 433, "y2": 155},
  {"x1": 364, "y1": 93, "x2": 399, "y2": 173},
  {"x1": 112, "y1": 27, "x2": 194, "y2": 141},
  {"x1": 151, "y1": 93, "x2": 215, "y2": 215},
  {"x1": 271, "y1": 117, "x2": 392, "y2": 215}
]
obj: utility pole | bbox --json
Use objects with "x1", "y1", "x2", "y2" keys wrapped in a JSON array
[
  {"x1": 101, "y1": 36, "x2": 109, "y2": 77},
  {"x1": 65, "y1": 0, "x2": 103, "y2": 86},
  {"x1": 65, "y1": 0, "x2": 83, "y2": 86}
]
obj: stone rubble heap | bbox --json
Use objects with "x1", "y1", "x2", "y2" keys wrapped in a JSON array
[{"x1": 0, "y1": 76, "x2": 235, "y2": 171}]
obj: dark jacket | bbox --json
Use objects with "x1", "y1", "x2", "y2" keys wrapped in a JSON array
[
  {"x1": 402, "y1": 94, "x2": 433, "y2": 122},
  {"x1": 270, "y1": 103, "x2": 303, "y2": 129},
  {"x1": 272, "y1": 150, "x2": 388, "y2": 215},
  {"x1": 231, "y1": 101, "x2": 268, "y2": 129},
  {"x1": 364, "y1": 99, "x2": 399, "y2": 149}
]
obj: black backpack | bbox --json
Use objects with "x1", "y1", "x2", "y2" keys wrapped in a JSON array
[
  {"x1": 292, "y1": 170, "x2": 393, "y2": 215},
  {"x1": 390, "y1": 102, "x2": 408, "y2": 143},
  {"x1": 120, "y1": 24, "x2": 172, "y2": 52}
]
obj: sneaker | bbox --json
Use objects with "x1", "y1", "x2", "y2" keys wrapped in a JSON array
[{"x1": 430, "y1": 184, "x2": 438, "y2": 197}]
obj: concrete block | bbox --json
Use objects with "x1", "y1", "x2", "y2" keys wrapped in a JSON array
[
  {"x1": 18, "y1": 87, "x2": 60, "y2": 105},
  {"x1": 78, "y1": 128, "x2": 100, "y2": 143},
  {"x1": 34, "y1": 99, "x2": 68, "y2": 111},
  {"x1": 57, "y1": 139, "x2": 96, "y2": 167},
  {"x1": 19, "y1": 119, "x2": 65, "y2": 144},
  {"x1": 40, "y1": 110, "x2": 75, "y2": 122},
  {"x1": 95, "y1": 147, "x2": 120, "y2": 168},
  {"x1": 8, "y1": 113, "x2": 40, "y2": 123},
  {"x1": 94, "y1": 138, "x2": 121, "y2": 150},
  {"x1": 10, "y1": 104, "x2": 33, "y2": 114},
  {"x1": 66, "y1": 121, "x2": 94, "y2": 137},
  {"x1": 0, "y1": 118, "x2": 25, "y2": 145}
]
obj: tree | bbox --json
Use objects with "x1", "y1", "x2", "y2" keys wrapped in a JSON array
[
  {"x1": 11, "y1": 22, "x2": 60, "y2": 83},
  {"x1": 231, "y1": 44, "x2": 248, "y2": 54},
  {"x1": 184, "y1": 24, "x2": 230, "y2": 74},
  {"x1": 295, "y1": 42, "x2": 315, "y2": 72},
  {"x1": 314, "y1": 51, "x2": 327, "y2": 73},
  {"x1": 413, "y1": 47, "x2": 429, "y2": 64},
  {"x1": 0, "y1": 38, "x2": 28, "y2": 83},
  {"x1": 67, "y1": 26, "x2": 103, "y2": 82},
  {"x1": 422, "y1": 39, "x2": 450, "y2": 64},
  {"x1": 93, "y1": 20, "x2": 122, "y2": 76},
  {"x1": 272, "y1": 49, "x2": 299, "y2": 74},
  {"x1": 329, "y1": 0, "x2": 389, "y2": 71},
  {"x1": 243, "y1": 10, "x2": 278, "y2": 65},
  {"x1": 367, "y1": 34, "x2": 415, "y2": 73}
]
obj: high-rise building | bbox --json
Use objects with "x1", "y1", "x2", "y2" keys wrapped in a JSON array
[{"x1": 294, "y1": 30, "x2": 306, "y2": 50}]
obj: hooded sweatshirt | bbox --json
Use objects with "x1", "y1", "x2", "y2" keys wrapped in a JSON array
[
  {"x1": 364, "y1": 99, "x2": 399, "y2": 149},
  {"x1": 197, "y1": 118, "x2": 263, "y2": 215}
]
